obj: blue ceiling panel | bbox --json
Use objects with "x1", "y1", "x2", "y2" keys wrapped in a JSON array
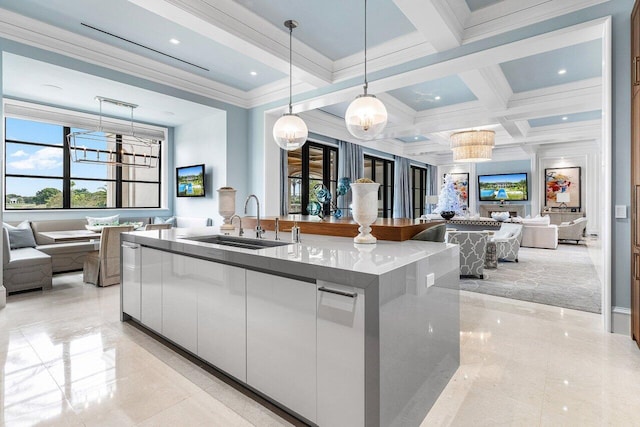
[
  {"x1": 500, "y1": 40, "x2": 602, "y2": 93},
  {"x1": 465, "y1": 0, "x2": 504, "y2": 12},
  {"x1": 396, "y1": 135, "x2": 430, "y2": 143},
  {"x1": 319, "y1": 102, "x2": 350, "y2": 119},
  {"x1": 528, "y1": 110, "x2": 601, "y2": 127},
  {"x1": 388, "y1": 75, "x2": 477, "y2": 111},
  {"x1": 0, "y1": 0, "x2": 286, "y2": 91},
  {"x1": 234, "y1": 0, "x2": 416, "y2": 60}
]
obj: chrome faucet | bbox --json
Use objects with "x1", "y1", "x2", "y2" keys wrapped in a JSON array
[
  {"x1": 230, "y1": 214, "x2": 243, "y2": 237},
  {"x1": 244, "y1": 194, "x2": 264, "y2": 238}
]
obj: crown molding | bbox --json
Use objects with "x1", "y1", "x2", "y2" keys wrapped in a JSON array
[
  {"x1": 463, "y1": 0, "x2": 608, "y2": 44},
  {"x1": 0, "y1": 8, "x2": 253, "y2": 108},
  {"x1": 130, "y1": 0, "x2": 333, "y2": 87}
]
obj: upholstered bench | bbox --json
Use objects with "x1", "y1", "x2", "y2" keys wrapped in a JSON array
[{"x1": 2, "y1": 228, "x2": 52, "y2": 294}]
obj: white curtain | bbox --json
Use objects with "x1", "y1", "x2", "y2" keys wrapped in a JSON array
[
  {"x1": 427, "y1": 164, "x2": 438, "y2": 213},
  {"x1": 337, "y1": 140, "x2": 364, "y2": 216},
  {"x1": 393, "y1": 156, "x2": 412, "y2": 218}
]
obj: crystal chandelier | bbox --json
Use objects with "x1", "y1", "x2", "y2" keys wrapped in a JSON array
[
  {"x1": 450, "y1": 130, "x2": 495, "y2": 162},
  {"x1": 67, "y1": 96, "x2": 161, "y2": 168}
]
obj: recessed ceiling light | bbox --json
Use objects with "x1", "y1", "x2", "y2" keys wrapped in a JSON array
[
  {"x1": 169, "y1": 38, "x2": 180, "y2": 45},
  {"x1": 414, "y1": 136, "x2": 419, "y2": 140},
  {"x1": 250, "y1": 71, "x2": 257, "y2": 76},
  {"x1": 562, "y1": 116, "x2": 568, "y2": 121},
  {"x1": 434, "y1": 96, "x2": 441, "y2": 100},
  {"x1": 558, "y1": 68, "x2": 567, "y2": 75}
]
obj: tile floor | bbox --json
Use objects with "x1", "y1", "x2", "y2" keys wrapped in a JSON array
[{"x1": 0, "y1": 273, "x2": 639, "y2": 426}]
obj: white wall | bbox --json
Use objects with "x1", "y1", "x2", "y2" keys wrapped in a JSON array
[
  {"x1": 174, "y1": 111, "x2": 227, "y2": 225},
  {"x1": 538, "y1": 143, "x2": 600, "y2": 236}
]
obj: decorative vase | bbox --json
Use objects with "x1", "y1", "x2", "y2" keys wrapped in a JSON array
[
  {"x1": 217, "y1": 187, "x2": 236, "y2": 231},
  {"x1": 440, "y1": 211, "x2": 455, "y2": 220},
  {"x1": 351, "y1": 182, "x2": 380, "y2": 244}
]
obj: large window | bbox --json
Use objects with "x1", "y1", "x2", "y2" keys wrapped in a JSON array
[
  {"x1": 411, "y1": 165, "x2": 428, "y2": 219},
  {"x1": 4, "y1": 117, "x2": 162, "y2": 210},
  {"x1": 287, "y1": 142, "x2": 338, "y2": 215},
  {"x1": 363, "y1": 155, "x2": 394, "y2": 218}
]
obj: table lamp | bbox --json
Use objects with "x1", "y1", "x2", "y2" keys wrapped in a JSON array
[{"x1": 556, "y1": 192, "x2": 570, "y2": 210}]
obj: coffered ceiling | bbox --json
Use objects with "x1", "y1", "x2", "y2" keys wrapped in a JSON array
[{"x1": 0, "y1": 0, "x2": 608, "y2": 164}]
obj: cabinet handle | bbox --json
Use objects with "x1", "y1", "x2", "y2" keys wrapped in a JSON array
[
  {"x1": 318, "y1": 286, "x2": 357, "y2": 298},
  {"x1": 636, "y1": 254, "x2": 640, "y2": 280},
  {"x1": 635, "y1": 57, "x2": 640, "y2": 86}
]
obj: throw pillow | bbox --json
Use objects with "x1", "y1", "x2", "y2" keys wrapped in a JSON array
[
  {"x1": 411, "y1": 224, "x2": 446, "y2": 242},
  {"x1": 3, "y1": 220, "x2": 36, "y2": 249},
  {"x1": 154, "y1": 216, "x2": 176, "y2": 227},
  {"x1": 86, "y1": 214, "x2": 119, "y2": 227}
]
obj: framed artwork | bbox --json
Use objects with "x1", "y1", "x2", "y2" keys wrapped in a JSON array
[
  {"x1": 445, "y1": 172, "x2": 469, "y2": 209},
  {"x1": 545, "y1": 166, "x2": 581, "y2": 209}
]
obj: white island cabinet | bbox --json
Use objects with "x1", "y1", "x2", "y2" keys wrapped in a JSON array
[
  {"x1": 162, "y1": 252, "x2": 199, "y2": 353},
  {"x1": 121, "y1": 242, "x2": 141, "y2": 320},
  {"x1": 121, "y1": 228, "x2": 459, "y2": 427},
  {"x1": 140, "y1": 247, "x2": 162, "y2": 333},
  {"x1": 246, "y1": 271, "x2": 317, "y2": 423},
  {"x1": 197, "y1": 261, "x2": 246, "y2": 381},
  {"x1": 317, "y1": 281, "x2": 365, "y2": 427}
]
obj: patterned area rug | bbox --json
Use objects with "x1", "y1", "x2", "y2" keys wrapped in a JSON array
[{"x1": 460, "y1": 244, "x2": 601, "y2": 313}]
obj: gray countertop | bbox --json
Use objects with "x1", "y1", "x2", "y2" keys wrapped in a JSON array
[{"x1": 122, "y1": 226, "x2": 455, "y2": 288}]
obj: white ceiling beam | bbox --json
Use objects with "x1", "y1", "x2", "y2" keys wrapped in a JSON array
[
  {"x1": 393, "y1": 0, "x2": 468, "y2": 51},
  {"x1": 128, "y1": 0, "x2": 333, "y2": 87},
  {"x1": 376, "y1": 93, "x2": 417, "y2": 127},
  {"x1": 332, "y1": 32, "x2": 435, "y2": 83},
  {"x1": 458, "y1": 65, "x2": 512, "y2": 110}
]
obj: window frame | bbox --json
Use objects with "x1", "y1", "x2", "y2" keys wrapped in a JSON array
[
  {"x1": 287, "y1": 141, "x2": 338, "y2": 216},
  {"x1": 4, "y1": 117, "x2": 163, "y2": 210},
  {"x1": 364, "y1": 154, "x2": 394, "y2": 218},
  {"x1": 411, "y1": 165, "x2": 428, "y2": 219}
]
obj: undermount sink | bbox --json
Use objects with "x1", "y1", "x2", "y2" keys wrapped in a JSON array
[{"x1": 182, "y1": 234, "x2": 290, "y2": 250}]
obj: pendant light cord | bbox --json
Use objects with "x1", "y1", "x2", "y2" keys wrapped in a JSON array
[
  {"x1": 363, "y1": 0, "x2": 368, "y2": 95},
  {"x1": 288, "y1": 23, "x2": 293, "y2": 114}
]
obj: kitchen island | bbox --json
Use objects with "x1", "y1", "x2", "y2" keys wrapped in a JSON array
[{"x1": 120, "y1": 227, "x2": 459, "y2": 427}]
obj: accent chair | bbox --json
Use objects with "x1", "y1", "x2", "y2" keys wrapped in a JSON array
[
  {"x1": 557, "y1": 217, "x2": 588, "y2": 244},
  {"x1": 492, "y1": 223, "x2": 523, "y2": 262},
  {"x1": 447, "y1": 231, "x2": 489, "y2": 279},
  {"x1": 83, "y1": 225, "x2": 134, "y2": 287}
]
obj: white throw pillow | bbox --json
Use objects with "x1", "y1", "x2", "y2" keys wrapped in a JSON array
[{"x1": 86, "y1": 214, "x2": 119, "y2": 227}]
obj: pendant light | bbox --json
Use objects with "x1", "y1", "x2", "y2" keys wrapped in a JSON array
[
  {"x1": 345, "y1": 0, "x2": 388, "y2": 140},
  {"x1": 273, "y1": 19, "x2": 308, "y2": 151}
]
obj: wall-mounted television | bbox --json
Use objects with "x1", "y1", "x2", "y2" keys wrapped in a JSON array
[
  {"x1": 478, "y1": 173, "x2": 528, "y2": 201},
  {"x1": 176, "y1": 164, "x2": 205, "y2": 197}
]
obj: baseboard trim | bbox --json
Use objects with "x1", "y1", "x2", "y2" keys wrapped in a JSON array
[{"x1": 611, "y1": 306, "x2": 631, "y2": 335}]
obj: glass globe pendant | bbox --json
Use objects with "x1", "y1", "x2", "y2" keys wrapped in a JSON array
[
  {"x1": 345, "y1": 94, "x2": 387, "y2": 140},
  {"x1": 273, "y1": 113, "x2": 308, "y2": 150},
  {"x1": 345, "y1": 0, "x2": 387, "y2": 140},
  {"x1": 273, "y1": 19, "x2": 308, "y2": 151}
]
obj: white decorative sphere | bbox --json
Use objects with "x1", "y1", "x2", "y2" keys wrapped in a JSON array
[
  {"x1": 344, "y1": 94, "x2": 388, "y2": 140},
  {"x1": 273, "y1": 113, "x2": 308, "y2": 151}
]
